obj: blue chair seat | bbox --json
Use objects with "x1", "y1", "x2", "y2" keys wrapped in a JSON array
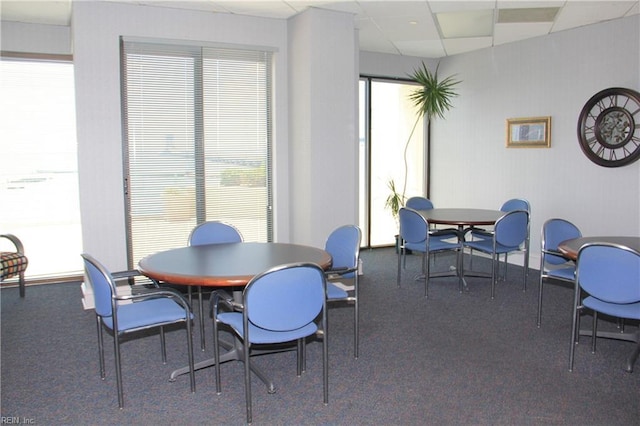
[
  {"x1": 217, "y1": 311, "x2": 319, "y2": 344},
  {"x1": 103, "y1": 298, "x2": 195, "y2": 331},
  {"x1": 582, "y1": 298, "x2": 640, "y2": 320},
  {"x1": 545, "y1": 266, "x2": 575, "y2": 281},
  {"x1": 464, "y1": 238, "x2": 520, "y2": 255},
  {"x1": 326, "y1": 282, "x2": 349, "y2": 300}
]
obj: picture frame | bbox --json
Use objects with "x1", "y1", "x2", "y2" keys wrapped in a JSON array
[{"x1": 506, "y1": 116, "x2": 551, "y2": 148}]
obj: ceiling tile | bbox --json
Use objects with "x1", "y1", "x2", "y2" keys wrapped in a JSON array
[{"x1": 494, "y1": 22, "x2": 553, "y2": 46}]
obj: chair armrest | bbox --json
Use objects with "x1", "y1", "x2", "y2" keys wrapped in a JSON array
[
  {"x1": 325, "y1": 266, "x2": 358, "y2": 279},
  {"x1": 112, "y1": 269, "x2": 160, "y2": 289},
  {"x1": 429, "y1": 228, "x2": 460, "y2": 238},
  {"x1": 0, "y1": 234, "x2": 25, "y2": 254},
  {"x1": 210, "y1": 289, "x2": 241, "y2": 318},
  {"x1": 115, "y1": 287, "x2": 192, "y2": 311}
]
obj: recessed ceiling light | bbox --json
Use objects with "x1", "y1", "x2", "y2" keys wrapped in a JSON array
[
  {"x1": 436, "y1": 10, "x2": 494, "y2": 39},
  {"x1": 497, "y1": 7, "x2": 560, "y2": 24}
]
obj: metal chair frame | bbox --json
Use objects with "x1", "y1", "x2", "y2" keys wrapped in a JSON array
[{"x1": 82, "y1": 253, "x2": 196, "y2": 408}]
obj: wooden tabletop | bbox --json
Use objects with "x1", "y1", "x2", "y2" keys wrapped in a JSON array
[
  {"x1": 558, "y1": 236, "x2": 640, "y2": 260},
  {"x1": 138, "y1": 242, "x2": 332, "y2": 287},
  {"x1": 416, "y1": 208, "x2": 504, "y2": 227}
]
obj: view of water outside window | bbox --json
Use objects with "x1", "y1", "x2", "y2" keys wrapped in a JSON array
[{"x1": 0, "y1": 59, "x2": 82, "y2": 278}]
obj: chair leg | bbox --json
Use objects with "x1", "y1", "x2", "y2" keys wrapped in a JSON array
[
  {"x1": 113, "y1": 334, "x2": 125, "y2": 409},
  {"x1": 185, "y1": 314, "x2": 196, "y2": 394},
  {"x1": 354, "y1": 277, "x2": 359, "y2": 359},
  {"x1": 322, "y1": 306, "x2": 329, "y2": 406},
  {"x1": 397, "y1": 245, "x2": 402, "y2": 287},
  {"x1": 212, "y1": 316, "x2": 222, "y2": 394},
  {"x1": 19, "y1": 272, "x2": 25, "y2": 297},
  {"x1": 198, "y1": 286, "x2": 206, "y2": 351},
  {"x1": 423, "y1": 252, "x2": 430, "y2": 298},
  {"x1": 244, "y1": 341, "x2": 253, "y2": 424},
  {"x1": 96, "y1": 317, "x2": 106, "y2": 380},
  {"x1": 490, "y1": 253, "x2": 498, "y2": 299},
  {"x1": 591, "y1": 312, "x2": 598, "y2": 354},
  {"x1": 160, "y1": 326, "x2": 167, "y2": 363},
  {"x1": 296, "y1": 339, "x2": 303, "y2": 376},
  {"x1": 537, "y1": 275, "x2": 544, "y2": 328}
]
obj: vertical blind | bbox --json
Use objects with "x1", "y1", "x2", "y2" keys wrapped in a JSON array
[{"x1": 121, "y1": 39, "x2": 273, "y2": 266}]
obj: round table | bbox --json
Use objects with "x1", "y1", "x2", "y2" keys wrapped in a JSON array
[
  {"x1": 138, "y1": 241, "x2": 332, "y2": 386},
  {"x1": 558, "y1": 236, "x2": 640, "y2": 260},
  {"x1": 415, "y1": 208, "x2": 504, "y2": 227},
  {"x1": 139, "y1": 241, "x2": 332, "y2": 287}
]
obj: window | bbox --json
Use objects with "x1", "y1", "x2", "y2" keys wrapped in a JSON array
[
  {"x1": 0, "y1": 56, "x2": 81, "y2": 280},
  {"x1": 359, "y1": 77, "x2": 425, "y2": 247},
  {"x1": 120, "y1": 39, "x2": 273, "y2": 267}
]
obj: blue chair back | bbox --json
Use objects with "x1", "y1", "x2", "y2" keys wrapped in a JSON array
[
  {"x1": 577, "y1": 243, "x2": 640, "y2": 304},
  {"x1": 542, "y1": 219, "x2": 582, "y2": 265},
  {"x1": 406, "y1": 196, "x2": 434, "y2": 210},
  {"x1": 325, "y1": 225, "x2": 361, "y2": 279},
  {"x1": 189, "y1": 221, "x2": 242, "y2": 246},
  {"x1": 495, "y1": 210, "x2": 529, "y2": 248},
  {"x1": 501, "y1": 198, "x2": 530, "y2": 212},
  {"x1": 82, "y1": 254, "x2": 116, "y2": 319},
  {"x1": 244, "y1": 263, "x2": 325, "y2": 332},
  {"x1": 399, "y1": 207, "x2": 428, "y2": 248}
]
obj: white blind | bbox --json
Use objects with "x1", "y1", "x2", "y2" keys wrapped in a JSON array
[{"x1": 121, "y1": 39, "x2": 272, "y2": 266}]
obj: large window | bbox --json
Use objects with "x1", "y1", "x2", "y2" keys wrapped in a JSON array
[
  {"x1": 121, "y1": 39, "x2": 273, "y2": 266},
  {"x1": 359, "y1": 77, "x2": 425, "y2": 247},
  {"x1": 0, "y1": 56, "x2": 81, "y2": 280}
]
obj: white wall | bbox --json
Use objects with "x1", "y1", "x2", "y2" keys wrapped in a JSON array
[
  {"x1": 1, "y1": 21, "x2": 71, "y2": 55},
  {"x1": 360, "y1": 16, "x2": 639, "y2": 268},
  {"x1": 71, "y1": 1, "x2": 293, "y2": 270},
  {"x1": 288, "y1": 8, "x2": 358, "y2": 247},
  {"x1": 3, "y1": 6, "x2": 639, "y2": 272},
  {"x1": 433, "y1": 15, "x2": 640, "y2": 266}
]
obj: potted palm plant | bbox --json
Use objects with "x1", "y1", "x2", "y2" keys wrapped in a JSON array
[
  {"x1": 386, "y1": 62, "x2": 460, "y2": 251},
  {"x1": 386, "y1": 62, "x2": 460, "y2": 219}
]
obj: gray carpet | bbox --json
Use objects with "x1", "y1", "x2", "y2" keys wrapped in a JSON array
[{"x1": 2, "y1": 248, "x2": 639, "y2": 425}]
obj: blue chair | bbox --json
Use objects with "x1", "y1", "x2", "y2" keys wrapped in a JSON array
[
  {"x1": 537, "y1": 218, "x2": 581, "y2": 327},
  {"x1": 212, "y1": 263, "x2": 328, "y2": 424},
  {"x1": 0, "y1": 234, "x2": 28, "y2": 298},
  {"x1": 569, "y1": 243, "x2": 640, "y2": 373},
  {"x1": 324, "y1": 225, "x2": 362, "y2": 358},
  {"x1": 81, "y1": 253, "x2": 195, "y2": 408},
  {"x1": 463, "y1": 209, "x2": 529, "y2": 298},
  {"x1": 405, "y1": 196, "x2": 434, "y2": 210},
  {"x1": 397, "y1": 207, "x2": 462, "y2": 298},
  {"x1": 188, "y1": 221, "x2": 243, "y2": 350},
  {"x1": 469, "y1": 198, "x2": 531, "y2": 277}
]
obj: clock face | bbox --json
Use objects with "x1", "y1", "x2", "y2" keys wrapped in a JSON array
[{"x1": 577, "y1": 87, "x2": 640, "y2": 167}]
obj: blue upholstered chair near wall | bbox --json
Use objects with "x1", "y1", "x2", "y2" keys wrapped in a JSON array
[
  {"x1": 81, "y1": 253, "x2": 195, "y2": 408},
  {"x1": 188, "y1": 221, "x2": 243, "y2": 350},
  {"x1": 0, "y1": 234, "x2": 29, "y2": 297},
  {"x1": 397, "y1": 207, "x2": 462, "y2": 298},
  {"x1": 324, "y1": 225, "x2": 362, "y2": 358},
  {"x1": 463, "y1": 209, "x2": 530, "y2": 298},
  {"x1": 569, "y1": 243, "x2": 640, "y2": 373},
  {"x1": 212, "y1": 263, "x2": 328, "y2": 424},
  {"x1": 468, "y1": 198, "x2": 531, "y2": 277},
  {"x1": 537, "y1": 218, "x2": 582, "y2": 327}
]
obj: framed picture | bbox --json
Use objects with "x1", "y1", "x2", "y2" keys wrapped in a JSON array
[{"x1": 506, "y1": 116, "x2": 551, "y2": 148}]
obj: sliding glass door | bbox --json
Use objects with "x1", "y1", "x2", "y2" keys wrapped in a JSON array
[
  {"x1": 359, "y1": 77, "x2": 425, "y2": 247},
  {"x1": 121, "y1": 39, "x2": 273, "y2": 267}
]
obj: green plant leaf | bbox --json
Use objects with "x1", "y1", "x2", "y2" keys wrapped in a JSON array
[{"x1": 408, "y1": 62, "x2": 460, "y2": 121}]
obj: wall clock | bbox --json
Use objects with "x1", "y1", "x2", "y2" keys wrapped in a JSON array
[{"x1": 577, "y1": 87, "x2": 640, "y2": 167}]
